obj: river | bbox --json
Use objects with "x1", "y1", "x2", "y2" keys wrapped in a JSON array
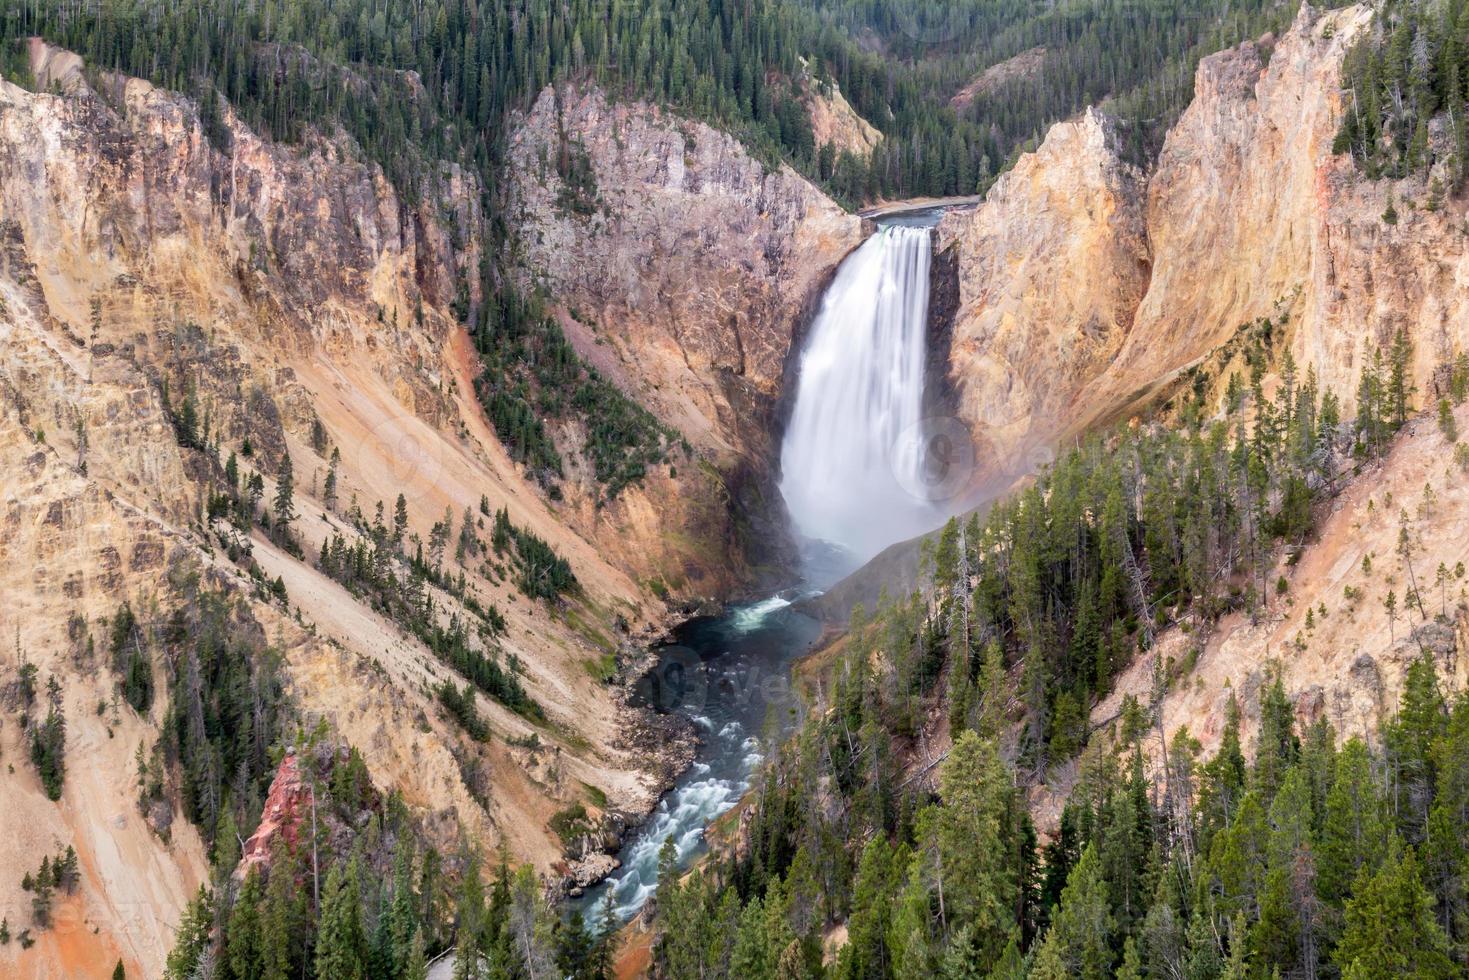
[
  {"x1": 578, "y1": 210, "x2": 946, "y2": 926},
  {"x1": 573, "y1": 589, "x2": 822, "y2": 922}
]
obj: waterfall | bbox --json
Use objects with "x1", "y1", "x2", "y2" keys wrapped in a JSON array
[{"x1": 780, "y1": 223, "x2": 943, "y2": 575}]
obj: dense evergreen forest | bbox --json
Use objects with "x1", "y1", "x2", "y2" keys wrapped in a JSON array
[
  {"x1": 160, "y1": 733, "x2": 628, "y2": 980},
  {"x1": 1335, "y1": 0, "x2": 1469, "y2": 189},
  {"x1": 643, "y1": 342, "x2": 1469, "y2": 979},
  {"x1": 653, "y1": 662, "x2": 1469, "y2": 979},
  {"x1": 2, "y1": 0, "x2": 1348, "y2": 204},
  {"x1": 801, "y1": 0, "x2": 1357, "y2": 167}
]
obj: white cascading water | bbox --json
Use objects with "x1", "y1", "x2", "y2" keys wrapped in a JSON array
[
  {"x1": 780, "y1": 223, "x2": 938, "y2": 571},
  {"x1": 585, "y1": 222, "x2": 953, "y2": 929}
]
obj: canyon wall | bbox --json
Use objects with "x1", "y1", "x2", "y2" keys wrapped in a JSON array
[
  {"x1": 942, "y1": 3, "x2": 1469, "y2": 479},
  {"x1": 508, "y1": 86, "x2": 861, "y2": 460},
  {"x1": 935, "y1": 107, "x2": 1149, "y2": 489},
  {"x1": 1083, "y1": 2, "x2": 1375, "y2": 420},
  {"x1": 506, "y1": 85, "x2": 864, "y2": 584},
  {"x1": 0, "y1": 46, "x2": 697, "y2": 977},
  {"x1": 10, "y1": 1, "x2": 1469, "y2": 969},
  {"x1": 936, "y1": 1, "x2": 1469, "y2": 760}
]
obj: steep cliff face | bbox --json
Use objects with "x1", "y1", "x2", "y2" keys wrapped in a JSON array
[
  {"x1": 935, "y1": 108, "x2": 1149, "y2": 489},
  {"x1": 1082, "y1": 3, "x2": 1376, "y2": 421},
  {"x1": 0, "y1": 47, "x2": 682, "y2": 978},
  {"x1": 1302, "y1": 109, "x2": 1469, "y2": 416},
  {"x1": 937, "y1": 3, "x2": 1469, "y2": 486},
  {"x1": 506, "y1": 85, "x2": 863, "y2": 587}
]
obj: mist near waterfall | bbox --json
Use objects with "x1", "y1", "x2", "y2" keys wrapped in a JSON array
[{"x1": 780, "y1": 222, "x2": 949, "y2": 579}]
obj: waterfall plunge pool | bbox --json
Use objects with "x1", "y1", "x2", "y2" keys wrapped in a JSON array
[{"x1": 574, "y1": 210, "x2": 956, "y2": 928}]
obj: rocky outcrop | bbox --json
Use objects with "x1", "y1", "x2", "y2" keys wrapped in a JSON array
[
  {"x1": 240, "y1": 754, "x2": 310, "y2": 872},
  {"x1": 507, "y1": 85, "x2": 863, "y2": 589},
  {"x1": 935, "y1": 107, "x2": 1149, "y2": 489},
  {"x1": 801, "y1": 71, "x2": 883, "y2": 159},
  {"x1": 0, "y1": 376, "x2": 210, "y2": 979},
  {"x1": 949, "y1": 46, "x2": 1048, "y2": 112},
  {"x1": 934, "y1": 4, "x2": 1469, "y2": 495}
]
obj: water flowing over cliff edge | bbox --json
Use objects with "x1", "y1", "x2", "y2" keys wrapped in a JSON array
[{"x1": 780, "y1": 221, "x2": 948, "y2": 578}]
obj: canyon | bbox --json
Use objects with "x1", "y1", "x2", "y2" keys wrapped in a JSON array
[
  {"x1": 0, "y1": 32, "x2": 873, "y2": 975},
  {"x1": 2, "y1": 0, "x2": 1469, "y2": 973}
]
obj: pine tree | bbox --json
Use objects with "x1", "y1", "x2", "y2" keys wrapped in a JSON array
[
  {"x1": 315, "y1": 861, "x2": 368, "y2": 980},
  {"x1": 838, "y1": 837, "x2": 904, "y2": 980},
  {"x1": 1214, "y1": 791, "x2": 1268, "y2": 921},
  {"x1": 1382, "y1": 192, "x2": 1399, "y2": 225},
  {"x1": 29, "y1": 679, "x2": 66, "y2": 800},
  {"x1": 1253, "y1": 676, "x2": 1298, "y2": 799},
  {"x1": 324, "y1": 447, "x2": 340, "y2": 510},
  {"x1": 922, "y1": 731, "x2": 1020, "y2": 965},
  {"x1": 1030, "y1": 844, "x2": 1113, "y2": 979},
  {"x1": 226, "y1": 869, "x2": 266, "y2": 980},
  {"x1": 164, "y1": 887, "x2": 213, "y2": 980},
  {"x1": 731, "y1": 894, "x2": 771, "y2": 979},
  {"x1": 30, "y1": 873, "x2": 52, "y2": 928},
  {"x1": 177, "y1": 390, "x2": 199, "y2": 448},
  {"x1": 260, "y1": 842, "x2": 306, "y2": 980},
  {"x1": 1115, "y1": 936, "x2": 1143, "y2": 980},
  {"x1": 1356, "y1": 345, "x2": 1387, "y2": 457},
  {"x1": 1438, "y1": 398, "x2": 1459, "y2": 443},
  {"x1": 386, "y1": 843, "x2": 420, "y2": 975},
  {"x1": 556, "y1": 910, "x2": 596, "y2": 980},
  {"x1": 1384, "y1": 651, "x2": 1447, "y2": 843},
  {"x1": 889, "y1": 858, "x2": 939, "y2": 980},
  {"x1": 394, "y1": 493, "x2": 409, "y2": 548},
  {"x1": 591, "y1": 895, "x2": 620, "y2": 979},
  {"x1": 774, "y1": 937, "x2": 813, "y2": 980},
  {"x1": 1334, "y1": 843, "x2": 1454, "y2": 978},
  {"x1": 404, "y1": 928, "x2": 429, "y2": 980},
  {"x1": 1198, "y1": 693, "x2": 1247, "y2": 845},
  {"x1": 452, "y1": 849, "x2": 488, "y2": 980},
  {"x1": 1387, "y1": 328, "x2": 1415, "y2": 429},
  {"x1": 1220, "y1": 912, "x2": 1249, "y2": 979},
  {"x1": 1039, "y1": 806, "x2": 1080, "y2": 929},
  {"x1": 975, "y1": 641, "x2": 1007, "y2": 740},
  {"x1": 273, "y1": 450, "x2": 295, "y2": 534},
  {"x1": 1251, "y1": 767, "x2": 1318, "y2": 974},
  {"x1": 57, "y1": 846, "x2": 79, "y2": 893}
]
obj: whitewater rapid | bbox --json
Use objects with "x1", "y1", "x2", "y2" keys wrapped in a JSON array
[
  {"x1": 586, "y1": 716, "x2": 764, "y2": 920},
  {"x1": 576, "y1": 593, "x2": 818, "y2": 924}
]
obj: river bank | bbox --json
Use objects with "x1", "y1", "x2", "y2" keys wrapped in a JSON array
[{"x1": 562, "y1": 590, "x2": 823, "y2": 922}]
